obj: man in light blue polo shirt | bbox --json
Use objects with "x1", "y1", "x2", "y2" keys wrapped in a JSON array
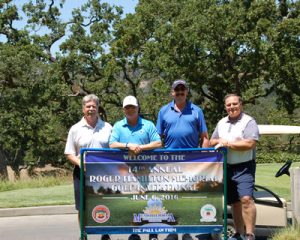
[
  {"x1": 109, "y1": 95, "x2": 162, "y2": 240},
  {"x1": 109, "y1": 95, "x2": 162, "y2": 153},
  {"x1": 156, "y1": 79, "x2": 209, "y2": 240}
]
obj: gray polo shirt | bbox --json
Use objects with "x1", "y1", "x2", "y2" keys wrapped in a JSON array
[{"x1": 211, "y1": 113, "x2": 259, "y2": 164}]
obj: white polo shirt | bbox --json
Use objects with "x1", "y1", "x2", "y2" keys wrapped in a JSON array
[
  {"x1": 64, "y1": 117, "x2": 112, "y2": 157},
  {"x1": 212, "y1": 113, "x2": 259, "y2": 165}
]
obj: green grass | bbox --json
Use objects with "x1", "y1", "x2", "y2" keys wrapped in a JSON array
[
  {"x1": 256, "y1": 162, "x2": 300, "y2": 201},
  {"x1": 0, "y1": 175, "x2": 72, "y2": 192},
  {"x1": 0, "y1": 176, "x2": 74, "y2": 208},
  {"x1": 0, "y1": 184, "x2": 74, "y2": 208}
]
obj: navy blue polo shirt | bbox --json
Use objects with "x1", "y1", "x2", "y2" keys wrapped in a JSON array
[{"x1": 156, "y1": 101, "x2": 207, "y2": 149}]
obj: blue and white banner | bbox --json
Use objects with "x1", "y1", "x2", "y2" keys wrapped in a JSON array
[{"x1": 82, "y1": 149, "x2": 225, "y2": 235}]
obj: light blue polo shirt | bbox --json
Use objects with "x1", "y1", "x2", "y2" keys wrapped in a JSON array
[
  {"x1": 156, "y1": 101, "x2": 208, "y2": 149},
  {"x1": 109, "y1": 117, "x2": 161, "y2": 145}
]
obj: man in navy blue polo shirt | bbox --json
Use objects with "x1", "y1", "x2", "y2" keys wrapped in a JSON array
[{"x1": 156, "y1": 79, "x2": 209, "y2": 240}]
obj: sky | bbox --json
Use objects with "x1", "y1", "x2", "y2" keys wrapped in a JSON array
[
  {"x1": 2, "y1": 0, "x2": 139, "y2": 53},
  {"x1": 13, "y1": 0, "x2": 138, "y2": 27}
]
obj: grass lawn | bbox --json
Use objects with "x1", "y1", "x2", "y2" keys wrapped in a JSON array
[
  {"x1": 0, "y1": 176, "x2": 74, "y2": 208},
  {"x1": 256, "y1": 162, "x2": 300, "y2": 201},
  {"x1": 0, "y1": 184, "x2": 74, "y2": 208},
  {"x1": 0, "y1": 162, "x2": 299, "y2": 208}
]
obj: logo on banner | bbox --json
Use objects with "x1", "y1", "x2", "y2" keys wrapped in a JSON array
[
  {"x1": 133, "y1": 198, "x2": 176, "y2": 223},
  {"x1": 92, "y1": 205, "x2": 110, "y2": 223},
  {"x1": 200, "y1": 204, "x2": 217, "y2": 222}
]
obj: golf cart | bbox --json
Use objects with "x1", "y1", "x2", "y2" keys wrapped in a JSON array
[{"x1": 225, "y1": 125, "x2": 300, "y2": 239}]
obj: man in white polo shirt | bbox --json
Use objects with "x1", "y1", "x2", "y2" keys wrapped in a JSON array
[
  {"x1": 65, "y1": 94, "x2": 112, "y2": 240},
  {"x1": 210, "y1": 94, "x2": 259, "y2": 240}
]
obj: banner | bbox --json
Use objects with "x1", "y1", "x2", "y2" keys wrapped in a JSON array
[{"x1": 82, "y1": 149, "x2": 225, "y2": 235}]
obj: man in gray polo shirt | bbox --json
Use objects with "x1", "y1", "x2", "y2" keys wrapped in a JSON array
[{"x1": 210, "y1": 94, "x2": 259, "y2": 240}]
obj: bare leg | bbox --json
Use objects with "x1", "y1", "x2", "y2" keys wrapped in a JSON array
[
  {"x1": 231, "y1": 202, "x2": 245, "y2": 234},
  {"x1": 241, "y1": 196, "x2": 256, "y2": 234}
]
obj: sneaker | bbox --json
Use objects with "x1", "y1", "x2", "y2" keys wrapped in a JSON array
[
  {"x1": 182, "y1": 233, "x2": 193, "y2": 240},
  {"x1": 101, "y1": 234, "x2": 111, "y2": 240},
  {"x1": 165, "y1": 234, "x2": 178, "y2": 240},
  {"x1": 128, "y1": 234, "x2": 141, "y2": 240},
  {"x1": 228, "y1": 233, "x2": 245, "y2": 240},
  {"x1": 149, "y1": 234, "x2": 158, "y2": 240},
  {"x1": 245, "y1": 233, "x2": 255, "y2": 240}
]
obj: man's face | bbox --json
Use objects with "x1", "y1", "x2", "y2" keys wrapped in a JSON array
[
  {"x1": 83, "y1": 100, "x2": 98, "y2": 117},
  {"x1": 225, "y1": 96, "x2": 242, "y2": 119},
  {"x1": 123, "y1": 105, "x2": 139, "y2": 119},
  {"x1": 171, "y1": 84, "x2": 188, "y2": 102}
]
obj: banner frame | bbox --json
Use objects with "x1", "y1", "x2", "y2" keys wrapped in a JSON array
[{"x1": 80, "y1": 148, "x2": 228, "y2": 240}]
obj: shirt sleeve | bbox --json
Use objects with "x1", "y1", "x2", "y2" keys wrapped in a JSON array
[
  {"x1": 156, "y1": 108, "x2": 164, "y2": 135},
  {"x1": 64, "y1": 127, "x2": 76, "y2": 155},
  {"x1": 210, "y1": 123, "x2": 219, "y2": 139},
  {"x1": 148, "y1": 121, "x2": 162, "y2": 142},
  {"x1": 197, "y1": 108, "x2": 208, "y2": 134},
  {"x1": 244, "y1": 119, "x2": 259, "y2": 141}
]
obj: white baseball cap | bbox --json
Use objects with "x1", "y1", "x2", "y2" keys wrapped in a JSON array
[{"x1": 123, "y1": 95, "x2": 138, "y2": 107}]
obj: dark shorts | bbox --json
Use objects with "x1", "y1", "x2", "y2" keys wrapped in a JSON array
[
  {"x1": 73, "y1": 165, "x2": 81, "y2": 211},
  {"x1": 227, "y1": 160, "x2": 256, "y2": 205}
]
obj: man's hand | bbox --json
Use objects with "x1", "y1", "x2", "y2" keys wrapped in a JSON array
[{"x1": 128, "y1": 143, "x2": 142, "y2": 156}]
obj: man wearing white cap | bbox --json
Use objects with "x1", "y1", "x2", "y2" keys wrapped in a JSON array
[
  {"x1": 110, "y1": 95, "x2": 162, "y2": 155},
  {"x1": 109, "y1": 95, "x2": 162, "y2": 240}
]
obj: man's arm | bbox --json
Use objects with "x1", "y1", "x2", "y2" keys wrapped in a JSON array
[
  {"x1": 110, "y1": 142, "x2": 141, "y2": 155},
  {"x1": 65, "y1": 128, "x2": 81, "y2": 167},
  {"x1": 209, "y1": 138, "x2": 220, "y2": 147},
  {"x1": 200, "y1": 132, "x2": 209, "y2": 148},
  {"x1": 140, "y1": 141, "x2": 162, "y2": 150},
  {"x1": 65, "y1": 154, "x2": 80, "y2": 167},
  {"x1": 109, "y1": 142, "x2": 127, "y2": 149},
  {"x1": 110, "y1": 141, "x2": 162, "y2": 155},
  {"x1": 223, "y1": 139, "x2": 256, "y2": 150}
]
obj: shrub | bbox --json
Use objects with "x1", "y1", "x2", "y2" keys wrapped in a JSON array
[{"x1": 256, "y1": 151, "x2": 299, "y2": 164}]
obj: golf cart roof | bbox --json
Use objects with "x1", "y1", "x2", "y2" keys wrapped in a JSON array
[{"x1": 258, "y1": 125, "x2": 300, "y2": 135}]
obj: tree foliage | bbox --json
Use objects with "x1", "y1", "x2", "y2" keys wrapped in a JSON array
[
  {"x1": 0, "y1": 0, "x2": 299, "y2": 178},
  {"x1": 115, "y1": 0, "x2": 300, "y2": 125}
]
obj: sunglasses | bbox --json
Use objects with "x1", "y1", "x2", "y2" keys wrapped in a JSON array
[
  {"x1": 174, "y1": 87, "x2": 186, "y2": 92},
  {"x1": 175, "y1": 92, "x2": 185, "y2": 97}
]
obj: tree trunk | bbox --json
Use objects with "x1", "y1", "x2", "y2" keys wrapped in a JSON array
[{"x1": 0, "y1": 147, "x2": 8, "y2": 181}]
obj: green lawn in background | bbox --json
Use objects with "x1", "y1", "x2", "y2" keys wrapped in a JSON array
[
  {"x1": 0, "y1": 184, "x2": 74, "y2": 208},
  {"x1": 256, "y1": 162, "x2": 300, "y2": 201},
  {"x1": 0, "y1": 162, "x2": 299, "y2": 208}
]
